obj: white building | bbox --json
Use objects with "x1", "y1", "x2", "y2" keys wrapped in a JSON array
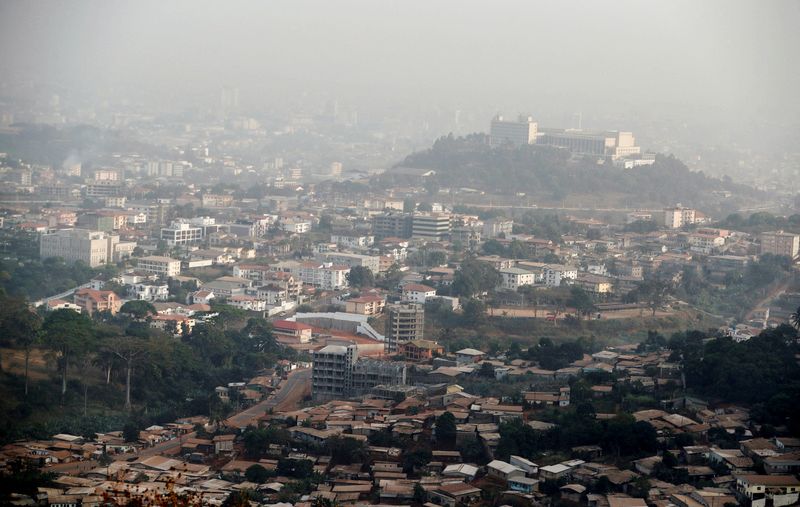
[
  {"x1": 401, "y1": 283, "x2": 437, "y2": 304},
  {"x1": 161, "y1": 221, "x2": 203, "y2": 245},
  {"x1": 137, "y1": 256, "x2": 182, "y2": 277},
  {"x1": 40, "y1": 228, "x2": 130, "y2": 267},
  {"x1": 490, "y1": 115, "x2": 538, "y2": 147},
  {"x1": 130, "y1": 283, "x2": 169, "y2": 302},
  {"x1": 499, "y1": 267, "x2": 536, "y2": 290},
  {"x1": 663, "y1": 206, "x2": 696, "y2": 229},
  {"x1": 282, "y1": 220, "x2": 311, "y2": 234},
  {"x1": 320, "y1": 252, "x2": 381, "y2": 274},
  {"x1": 228, "y1": 295, "x2": 268, "y2": 312},
  {"x1": 331, "y1": 232, "x2": 374, "y2": 249},
  {"x1": 544, "y1": 265, "x2": 578, "y2": 287}
]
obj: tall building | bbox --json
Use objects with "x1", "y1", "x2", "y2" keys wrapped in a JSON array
[
  {"x1": 385, "y1": 303, "x2": 425, "y2": 354},
  {"x1": 490, "y1": 115, "x2": 538, "y2": 147},
  {"x1": 372, "y1": 212, "x2": 413, "y2": 239},
  {"x1": 662, "y1": 206, "x2": 696, "y2": 229},
  {"x1": 412, "y1": 213, "x2": 451, "y2": 241},
  {"x1": 760, "y1": 231, "x2": 800, "y2": 259},
  {"x1": 40, "y1": 229, "x2": 129, "y2": 267},
  {"x1": 312, "y1": 344, "x2": 406, "y2": 401}
]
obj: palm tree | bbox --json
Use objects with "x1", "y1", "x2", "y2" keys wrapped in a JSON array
[{"x1": 791, "y1": 305, "x2": 800, "y2": 331}]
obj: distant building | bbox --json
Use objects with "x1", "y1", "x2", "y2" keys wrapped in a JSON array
[
  {"x1": 345, "y1": 295, "x2": 385, "y2": 316},
  {"x1": 312, "y1": 344, "x2": 406, "y2": 401},
  {"x1": 161, "y1": 221, "x2": 203, "y2": 246},
  {"x1": 663, "y1": 206, "x2": 696, "y2": 229},
  {"x1": 399, "y1": 339, "x2": 443, "y2": 361},
  {"x1": 490, "y1": 115, "x2": 538, "y2": 147},
  {"x1": 499, "y1": 267, "x2": 536, "y2": 290},
  {"x1": 372, "y1": 212, "x2": 413, "y2": 239},
  {"x1": 760, "y1": 231, "x2": 800, "y2": 259},
  {"x1": 412, "y1": 213, "x2": 451, "y2": 241},
  {"x1": 483, "y1": 218, "x2": 514, "y2": 239},
  {"x1": 74, "y1": 288, "x2": 121, "y2": 316},
  {"x1": 401, "y1": 283, "x2": 437, "y2": 304},
  {"x1": 137, "y1": 256, "x2": 182, "y2": 277},
  {"x1": 537, "y1": 128, "x2": 640, "y2": 160},
  {"x1": 384, "y1": 303, "x2": 425, "y2": 354},
  {"x1": 40, "y1": 228, "x2": 131, "y2": 267}
]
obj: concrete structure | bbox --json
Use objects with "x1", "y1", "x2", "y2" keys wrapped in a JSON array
[
  {"x1": 331, "y1": 232, "x2": 374, "y2": 248},
  {"x1": 40, "y1": 228, "x2": 130, "y2": 267},
  {"x1": 760, "y1": 231, "x2": 800, "y2": 259},
  {"x1": 401, "y1": 283, "x2": 437, "y2": 304},
  {"x1": 544, "y1": 264, "x2": 578, "y2": 287},
  {"x1": 490, "y1": 115, "x2": 538, "y2": 147},
  {"x1": 412, "y1": 213, "x2": 451, "y2": 241},
  {"x1": 312, "y1": 344, "x2": 406, "y2": 401},
  {"x1": 384, "y1": 303, "x2": 425, "y2": 354},
  {"x1": 399, "y1": 339, "x2": 444, "y2": 361},
  {"x1": 345, "y1": 295, "x2": 385, "y2": 316},
  {"x1": 734, "y1": 474, "x2": 800, "y2": 507},
  {"x1": 372, "y1": 212, "x2": 413, "y2": 239},
  {"x1": 499, "y1": 267, "x2": 536, "y2": 290},
  {"x1": 537, "y1": 128, "x2": 640, "y2": 160},
  {"x1": 161, "y1": 221, "x2": 203, "y2": 246},
  {"x1": 137, "y1": 256, "x2": 182, "y2": 277},
  {"x1": 663, "y1": 206, "x2": 697, "y2": 229},
  {"x1": 320, "y1": 252, "x2": 381, "y2": 274},
  {"x1": 483, "y1": 218, "x2": 514, "y2": 239},
  {"x1": 272, "y1": 320, "x2": 313, "y2": 343}
]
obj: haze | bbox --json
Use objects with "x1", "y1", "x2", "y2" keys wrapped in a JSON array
[{"x1": 0, "y1": 0, "x2": 798, "y2": 152}]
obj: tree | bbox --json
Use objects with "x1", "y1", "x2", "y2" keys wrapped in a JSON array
[
  {"x1": 107, "y1": 335, "x2": 150, "y2": 411},
  {"x1": 245, "y1": 464, "x2": 273, "y2": 484},
  {"x1": 478, "y1": 362, "x2": 496, "y2": 378},
  {"x1": 123, "y1": 421, "x2": 140, "y2": 443},
  {"x1": 346, "y1": 266, "x2": 375, "y2": 289},
  {"x1": 791, "y1": 305, "x2": 800, "y2": 332},
  {"x1": 120, "y1": 300, "x2": 156, "y2": 320},
  {"x1": 413, "y1": 483, "x2": 426, "y2": 504},
  {"x1": 568, "y1": 286, "x2": 596, "y2": 319},
  {"x1": 636, "y1": 278, "x2": 673, "y2": 316},
  {"x1": 435, "y1": 411, "x2": 457, "y2": 445},
  {"x1": 42, "y1": 309, "x2": 94, "y2": 403},
  {"x1": 0, "y1": 293, "x2": 42, "y2": 395},
  {"x1": 451, "y1": 258, "x2": 501, "y2": 297}
]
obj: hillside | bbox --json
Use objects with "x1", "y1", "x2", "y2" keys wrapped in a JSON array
[{"x1": 375, "y1": 134, "x2": 766, "y2": 214}]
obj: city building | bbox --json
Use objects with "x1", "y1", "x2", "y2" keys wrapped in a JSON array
[
  {"x1": 372, "y1": 212, "x2": 413, "y2": 239},
  {"x1": 483, "y1": 218, "x2": 514, "y2": 239},
  {"x1": 272, "y1": 320, "x2": 313, "y2": 343},
  {"x1": 345, "y1": 295, "x2": 385, "y2": 316},
  {"x1": 537, "y1": 128, "x2": 640, "y2": 160},
  {"x1": 384, "y1": 303, "x2": 425, "y2": 354},
  {"x1": 760, "y1": 231, "x2": 800, "y2": 259},
  {"x1": 40, "y1": 228, "x2": 131, "y2": 267},
  {"x1": 320, "y1": 252, "x2": 381, "y2": 274},
  {"x1": 412, "y1": 213, "x2": 451, "y2": 241},
  {"x1": 312, "y1": 344, "x2": 407, "y2": 401},
  {"x1": 401, "y1": 283, "x2": 437, "y2": 304},
  {"x1": 137, "y1": 256, "x2": 182, "y2": 277},
  {"x1": 663, "y1": 206, "x2": 697, "y2": 229},
  {"x1": 399, "y1": 339, "x2": 444, "y2": 361},
  {"x1": 330, "y1": 232, "x2": 374, "y2": 249},
  {"x1": 499, "y1": 267, "x2": 536, "y2": 290},
  {"x1": 161, "y1": 221, "x2": 203, "y2": 246},
  {"x1": 490, "y1": 115, "x2": 538, "y2": 147}
]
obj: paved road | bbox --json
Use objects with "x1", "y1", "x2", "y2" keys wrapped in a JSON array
[{"x1": 226, "y1": 368, "x2": 311, "y2": 428}]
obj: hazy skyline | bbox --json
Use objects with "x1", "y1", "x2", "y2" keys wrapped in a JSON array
[{"x1": 1, "y1": 1, "x2": 798, "y2": 134}]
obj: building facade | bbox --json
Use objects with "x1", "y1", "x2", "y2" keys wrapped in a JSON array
[{"x1": 385, "y1": 303, "x2": 425, "y2": 354}]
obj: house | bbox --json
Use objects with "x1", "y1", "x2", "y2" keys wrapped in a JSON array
[
  {"x1": 510, "y1": 455, "x2": 539, "y2": 476},
  {"x1": 540, "y1": 463, "x2": 572, "y2": 481},
  {"x1": 561, "y1": 484, "x2": 587, "y2": 503},
  {"x1": 508, "y1": 476, "x2": 539, "y2": 493},
  {"x1": 401, "y1": 283, "x2": 437, "y2": 304},
  {"x1": 455, "y1": 348, "x2": 485, "y2": 364},
  {"x1": 272, "y1": 320, "x2": 313, "y2": 343},
  {"x1": 74, "y1": 288, "x2": 121, "y2": 316},
  {"x1": 228, "y1": 295, "x2": 267, "y2": 312},
  {"x1": 399, "y1": 340, "x2": 444, "y2": 361},
  {"x1": 487, "y1": 460, "x2": 525, "y2": 481},
  {"x1": 150, "y1": 314, "x2": 193, "y2": 336},
  {"x1": 429, "y1": 482, "x2": 483, "y2": 507},
  {"x1": 524, "y1": 387, "x2": 571, "y2": 407},
  {"x1": 345, "y1": 295, "x2": 385, "y2": 316},
  {"x1": 442, "y1": 463, "x2": 479, "y2": 481},
  {"x1": 734, "y1": 474, "x2": 800, "y2": 507},
  {"x1": 213, "y1": 434, "x2": 235, "y2": 454}
]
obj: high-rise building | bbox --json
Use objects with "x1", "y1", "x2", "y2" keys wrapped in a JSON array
[
  {"x1": 40, "y1": 229, "x2": 128, "y2": 267},
  {"x1": 312, "y1": 344, "x2": 406, "y2": 401},
  {"x1": 412, "y1": 213, "x2": 451, "y2": 241},
  {"x1": 490, "y1": 115, "x2": 538, "y2": 147},
  {"x1": 372, "y1": 212, "x2": 413, "y2": 239},
  {"x1": 385, "y1": 303, "x2": 425, "y2": 354},
  {"x1": 760, "y1": 231, "x2": 800, "y2": 259}
]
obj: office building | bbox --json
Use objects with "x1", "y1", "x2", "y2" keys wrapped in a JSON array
[
  {"x1": 385, "y1": 303, "x2": 425, "y2": 354},
  {"x1": 760, "y1": 231, "x2": 800, "y2": 259},
  {"x1": 537, "y1": 128, "x2": 640, "y2": 160},
  {"x1": 490, "y1": 115, "x2": 538, "y2": 147},
  {"x1": 412, "y1": 213, "x2": 451, "y2": 241},
  {"x1": 372, "y1": 212, "x2": 413, "y2": 239},
  {"x1": 161, "y1": 221, "x2": 203, "y2": 246},
  {"x1": 40, "y1": 229, "x2": 130, "y2": 267}
]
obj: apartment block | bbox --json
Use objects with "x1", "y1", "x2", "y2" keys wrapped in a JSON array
[
  {"x1": 40, "y1": 228, "x2": 131, "y2": 267},
  {"x1": 760, "y1": 231, "x2": 800, "y2": 259},
  {"x1": 312, "y1": 344, "x2": 407, "y2": 401},
  {"x1": 412, "y1": 213, "x2": 451, "y2": 241}
]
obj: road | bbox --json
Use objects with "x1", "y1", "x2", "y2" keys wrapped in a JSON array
[{"x1": 226, "y1": 368, "x2": 311, "y2": 428}]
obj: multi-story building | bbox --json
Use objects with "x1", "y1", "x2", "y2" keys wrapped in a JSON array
[
  {"x1": 320, "y1": 252, "x2": 381, "y2": 274},
  {"x1": 74, "y1": 288, "x2": 121, "y2": 316},
  {"x1": 372, "y1": 212, "x2": 413, "y2": 239},
  {"x1": 40, "y1": 228, "x2": 129, "y2": 267},
  {"x1": 401, "y1": 283, "x2": 437, "y2": 304},
  {"x1": 544, "y1": 264, "x2": 578, "y2": 287},
  {"x1": 663, "y1": 206, "x2": 697, "y2": 229},
  {"x1": 137, "y1": 256, "x2": 182, "y2": 277},
  {"x1": 490, "y1": 115, "x2": 538, "y2": 147},
  {"x1": 84, "y1": 179, "x2": 122, "y2": 198},
  {"x1": 412, "y1": 213, "x2": 451, "y2": 241},
  {"x1": 385, "y1": 303, "x2": 425, "y2": 354},
  {"x1": 129, "y1": 283, "x2": 170, "y2": 302},
  {"x1": 399, "y1": 339, "x2": 444, "y2": 361},
  {"x1": 483, "y1": 219, "x2": 514, "y2": 239},
  {"x1": 330, "y1": 232, "x2": 374, "y2": 249},
  {"x1": 499, "y1": 267, "x2": 536, "y2": 291},
  {"x1": 345, "y1": 295, "x2": 385, "y2": 316},
  {"x1": 537, "y1": 128, "x2": 640, "y2": 160},
  {"x1": 161, "y1": 220, "x2": 204, "y2": 246},
  {"x1": 312, "y1": 344, "x2": 406, "y2": 401},
  {"x1": 282, "y1": 219, "x2": 311, "y2": 234},
  {"x1": 275, "y1": 261, "x2": 349, "y2": 290},
  {"x1": 760, "y1": 231, "x2": 800, "y2": 259}
]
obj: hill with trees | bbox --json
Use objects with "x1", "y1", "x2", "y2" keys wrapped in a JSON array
[{"x1": 374, "y1": 134, "x2": 764, "y2": 213}]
